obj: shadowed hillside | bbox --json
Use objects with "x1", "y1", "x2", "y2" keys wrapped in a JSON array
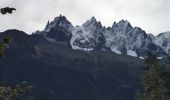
[{"x1": 0, "y1": 30, "x2": 146, "y2": 100}]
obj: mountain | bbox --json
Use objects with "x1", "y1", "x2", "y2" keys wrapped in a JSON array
[
  {"x1": 37, "y1": 15, "x2": 168, "y2": 58},
  {"x1": 0, "y1": 15, "x2": 170, "y2": 100},
  {"x1": 71, "y1": 17, "x2": 106, "y2": 51},
  {"x1": 0, "y1": 29, "x2": 145, "y2": 100},
  {"x1": 103, "y1": 20, "x2": 166, "y2": 57},
  {"x1": 152, "y1": 32, "x2": 170, "y2": 55},
  {"x1": 42, "y1": 15, "x2": 74, "y2": 44}
]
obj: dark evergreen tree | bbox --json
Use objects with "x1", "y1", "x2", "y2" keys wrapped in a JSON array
[
  {"x1": 136, "y1": 54, "x2": 170, "y2": 100},
  {"x1": 0, "y1": 38, "x2": 11, "y2": 57},
  {"x1": 0, "y1": 82, "x2": 32, "y2": 100}
]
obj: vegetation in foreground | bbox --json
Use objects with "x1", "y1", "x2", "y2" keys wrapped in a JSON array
[{"x1": 136, "y1": 54, "x2": 170, "y2": 100}]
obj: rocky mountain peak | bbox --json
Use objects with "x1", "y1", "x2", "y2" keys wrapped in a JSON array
[
  {"x1": 112, "y1": 20, "x2": 133, "y2": 33},
  {"x1": 117, "y1": 20, "x2": 131, "y2": 27},
  {"x1": 44, "y1": 15, "x2": 74, "y2": 32},
  {"x1": 36, "y1": 15, "x2": 169, "y2": 58},
  {"x1": 42, "y1": 15, "x2": 73, "y2": 43},
  {"x1": 82, "y1": 16, "x2": 102, "y2": 31},
  {"x1": 152, "y1": 31, "x2": 170, "y2": 55},
  {"x1": 89, "y1": 16, "x2": 97, "y2": 22}
]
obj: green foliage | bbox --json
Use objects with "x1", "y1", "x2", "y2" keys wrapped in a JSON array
[
  {"x1": 0, "y1": 82, "x2": 33, "y2": 100},
  {"x1": 136, "y1": 55, "x2": 170, "y2": 100},
  {"x1": 0, "y1": 37, "x2": 11, "y2": 57},
  {"x1": 135, "y1": 91, "x2": 145, "y2": 100}
]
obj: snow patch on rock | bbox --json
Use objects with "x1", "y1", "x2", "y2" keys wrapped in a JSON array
[
  {"x1": 127, "y1": 50, "x2": 137, "y2": 57},
  {"x1": 111, "y1": 47, "x2": 122, "y2": 54}
]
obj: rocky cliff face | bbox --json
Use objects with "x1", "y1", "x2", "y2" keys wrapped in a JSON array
[
  {"x1": 152, "y1": 32, "x2": 170, "y2": 55},
  {"x1": 37, "y1": 15, "x2": 168, "y2": 58},
  {"x1": 42, "y1": 15, "x2": 74, "y2": 44}
]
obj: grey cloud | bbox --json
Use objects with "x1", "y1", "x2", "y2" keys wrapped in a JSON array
[{"x1": 0, "y1": 0, "x2": 170, "y2": 35}]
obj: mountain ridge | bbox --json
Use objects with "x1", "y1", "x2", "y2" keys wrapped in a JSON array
[
  {"x1": 34, "y1": 15, "x2": 169, "y2": 58},
  {"x1": 1, "y1": 15, "x2": 170, "y2": 58}
]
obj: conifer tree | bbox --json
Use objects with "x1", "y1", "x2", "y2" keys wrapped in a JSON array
[{"x1": 136, "y1": 54, "x2": 170, "y2": 100}]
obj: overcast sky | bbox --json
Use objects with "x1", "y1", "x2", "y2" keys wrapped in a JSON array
[{"x1": 0, "y1": 0, "x2": 170, "y2": 35}]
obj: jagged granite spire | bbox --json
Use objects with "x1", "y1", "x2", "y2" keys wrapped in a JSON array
[
  {"x1": 44, "y1": 20, "x2": 50, "y2": 31},
  {"x1": 82, "y1": 16, "x2": 102, "y2": 32},
  {"x1": 44, "y1": 15, "x2": 74, "y2": 32},
  {"x1": 43, "y1": 15, "x2": 74, "y2": 44},
  {"x1": 112, "y1": 20, "x2": 133, "y2": 33},
  {"x1": 71, "y1": 16, "x2": 106, "y2": 51},
  {"x1": 35, "y1": 15, "x2": 168, "y2": 58}
]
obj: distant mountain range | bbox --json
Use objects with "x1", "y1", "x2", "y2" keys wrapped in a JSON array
[
  {"x1": 0, "y1": 15, "x2": 170, "y2": 100},
  {"x1": 35, "y1": 15, "x2": 170, "y2": 59}
]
